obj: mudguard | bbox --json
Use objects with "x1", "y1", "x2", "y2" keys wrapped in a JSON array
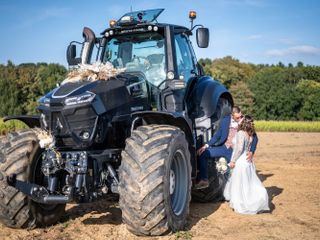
[
  {"x1": 131, "y1": 111, "x2": 193, "y2": 145},
  {"x1": 3, "y1": 115, "x2": 40, "y2": 128},
  {"x1": 186, "y1": 76, "x2": 233, "y2": 119}
]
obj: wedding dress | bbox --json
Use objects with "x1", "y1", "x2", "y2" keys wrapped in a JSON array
[{"x1": 223, "y1": 131, "x2": 269, "y2": 214}]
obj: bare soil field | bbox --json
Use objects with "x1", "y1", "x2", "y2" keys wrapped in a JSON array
[{"x1": 1, "y1": 132, "x2": 319, "y2": 240}]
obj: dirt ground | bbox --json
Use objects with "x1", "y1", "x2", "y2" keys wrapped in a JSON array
[{"x1": 0, "y1": 132, "x2": 319, "y2": 240}]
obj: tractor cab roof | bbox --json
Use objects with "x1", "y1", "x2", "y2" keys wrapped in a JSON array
[
  {"x1": 118, "y1": 8, "x2": 164, "y2": 25},
  {"x1": 101, "y1": 8, "x2": 190, "y2": 36}
]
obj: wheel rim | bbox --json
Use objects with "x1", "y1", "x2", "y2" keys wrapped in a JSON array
[
  {"x1": 170, "y1": 149, "x2": 188, "y2": 216},
  {"x1": 169, "y1": 169, "x2": 175, "y2": 195}
]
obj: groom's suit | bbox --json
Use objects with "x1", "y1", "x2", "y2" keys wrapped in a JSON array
[{"x1": 198, "y1": 115, "x2": 258, "y2": 180}]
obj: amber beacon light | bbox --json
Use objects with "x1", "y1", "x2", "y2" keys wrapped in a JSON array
[{"x1": 189, "y1": 10, "x2": 197, "y2": 20}]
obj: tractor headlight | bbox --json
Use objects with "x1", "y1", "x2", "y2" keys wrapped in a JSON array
[{"x1": 64, "y1": 92, "x2": 96, "y2": 106}]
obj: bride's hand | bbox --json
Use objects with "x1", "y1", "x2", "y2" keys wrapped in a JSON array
[
  {"x1": 246, "y1": 152, "x2": 253, "y2": 162},
  {"x1": 229, "y1": 161, "x2": 235, "y2": 169}
]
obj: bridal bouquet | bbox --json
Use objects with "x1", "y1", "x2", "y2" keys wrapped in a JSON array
[{"x1": 216, "y1": 157, "x2": 228, "y2": 173}]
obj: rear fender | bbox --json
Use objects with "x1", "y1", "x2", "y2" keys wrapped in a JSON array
[{"x1": 186, "y1": 76, "x2": 233, "y2": 119}]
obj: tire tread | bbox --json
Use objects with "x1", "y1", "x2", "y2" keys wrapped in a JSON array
[{"x1": 119, "y1": 124, "x2": 190, "y2": 235}]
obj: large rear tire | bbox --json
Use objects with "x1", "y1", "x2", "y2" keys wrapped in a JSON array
[
  {"x1": 0, "y1": 129, "x2": 65, "y2": 228},
  {"x1": 192, "y1": 97, "x2": 232, "y2": 202},
  {"x1": 192, "y1": 158, "x2": 227, "y2": 202},
  {"x1": 119, "y1": 125, "x2": 191, "y2": 236}
]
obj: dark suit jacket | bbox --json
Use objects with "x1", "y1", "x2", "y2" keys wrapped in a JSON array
[{"x1": 207, "y1": 115, "x2": 258, "y2": 153}]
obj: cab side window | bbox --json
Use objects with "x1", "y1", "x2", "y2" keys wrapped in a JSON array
[{"x1": 174, "y1": 34, "x2": 196, "y2": 82}]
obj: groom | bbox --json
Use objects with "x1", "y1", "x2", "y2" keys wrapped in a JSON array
[{"x1": 195, "y1": 106, "x2": 258, "y2": 189}]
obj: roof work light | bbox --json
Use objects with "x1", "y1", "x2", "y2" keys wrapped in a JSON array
[{"x1": 109, "y1": 20, "x2": 117, "y2": 28}]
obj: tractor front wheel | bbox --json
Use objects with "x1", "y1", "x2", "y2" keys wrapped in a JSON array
[
  {"x1": 119, "y1": 125, "x2": 191, "y2": 236},
  {"x1": 0, "y1": 129, "x2": 65, "y2": 228}
]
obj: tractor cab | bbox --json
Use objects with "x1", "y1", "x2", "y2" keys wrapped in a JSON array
[
  {"x1": 67, "y1": 9, "x2": 209, "y2": 84},
  {"x1": 67, "y1": 8, "x2": 209, "y2": 111}
]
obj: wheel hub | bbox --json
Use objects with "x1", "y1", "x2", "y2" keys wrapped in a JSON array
[{"x1": 169, "y1": 169, "x2": 175, "y2": 195}]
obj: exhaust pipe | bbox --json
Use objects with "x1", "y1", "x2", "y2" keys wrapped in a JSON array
[{"x1": 81, "y1": 27, "x2": 96, "y2": 64}]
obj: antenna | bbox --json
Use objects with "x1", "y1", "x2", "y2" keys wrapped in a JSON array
[{"x1": 130, "y1": 6, "x2": 132, "y2": 13}]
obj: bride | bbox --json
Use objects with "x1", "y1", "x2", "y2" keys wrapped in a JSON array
[{"x1": 223, "y1": 115, "x2": 269, "y2": 214}]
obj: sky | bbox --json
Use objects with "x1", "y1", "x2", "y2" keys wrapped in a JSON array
[{"x1": 0, "y1": 0, "x2": 319, "y2": 66}]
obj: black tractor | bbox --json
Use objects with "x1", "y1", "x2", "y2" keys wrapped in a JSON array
[{"x1": 0, "y1": 9, "x2": 232, "y2": 236}]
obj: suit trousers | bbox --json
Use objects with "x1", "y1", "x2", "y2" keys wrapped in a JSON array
[{"x1": 198, "y1": 145, "x2": 233, "y2": 180}]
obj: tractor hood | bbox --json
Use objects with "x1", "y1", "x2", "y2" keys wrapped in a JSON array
[
  {"x1": 37, "y1": 72, "x2": 149, "y2": 149},
  {"x1": 39, "y1": 72, "x2": 148, "y2": 115}
]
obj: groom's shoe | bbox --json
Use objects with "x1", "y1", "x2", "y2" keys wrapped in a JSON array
[{"x1": 194, "y1": 180, "x2": 209, "y2": 189}]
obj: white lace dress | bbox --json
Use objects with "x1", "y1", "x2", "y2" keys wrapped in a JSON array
[{"x1": 223, "y1": 131, "x2": 269, "y2": 214}]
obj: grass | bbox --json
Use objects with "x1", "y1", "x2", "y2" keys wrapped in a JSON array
[
  {"x1": 0, "y1": 118, "x2": 27, "y2": 135},
  {"x1": 255, "y1": 120, "x2": 320, "y2": 132}
]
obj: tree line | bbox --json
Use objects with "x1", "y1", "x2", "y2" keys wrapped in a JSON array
[
  {"x1": 200, "y1": 56, "x2": 320, "y2": 120},
  {"x1": 0, "y1": 58, "x2": 319, "y2": 120},
  {"x1": 0, "y1": 61, "x2": 67, "y2": 117}
]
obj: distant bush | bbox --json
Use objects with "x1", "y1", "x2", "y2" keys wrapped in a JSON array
[
  {"x1": 0, "y1": 61, "x2": 67, "y2": 117},
  {"x1": 255, "y1": 121, "x2": 320, "y2": 132},
  {"x1": 0, "y1": 118, "x2": 27, "y2": 135}
]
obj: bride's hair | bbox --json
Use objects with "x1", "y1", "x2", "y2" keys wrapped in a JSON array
[{"x1": 238, "y1": 115, "x2": 255, "y2": 136}]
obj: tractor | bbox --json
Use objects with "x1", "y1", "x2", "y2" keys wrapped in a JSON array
[{"x1": 0, "y1": 9, "x2": 232, "y2": 235}]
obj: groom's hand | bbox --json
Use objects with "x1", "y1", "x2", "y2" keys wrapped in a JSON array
[
  {"x1": 246, "y1": 152, "x2": 253, "y2": 162},
  {"x1": 197, "y1": 144, "x2": 208, "y2": 156}
]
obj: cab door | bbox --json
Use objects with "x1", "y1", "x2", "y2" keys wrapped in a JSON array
[{"x1": 174, "y1": 34, "x2": 198, "y2": 82}]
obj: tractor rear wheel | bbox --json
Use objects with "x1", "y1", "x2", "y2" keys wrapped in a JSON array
[
  {"x1": 119, "y1": 125, "x2": 191, "y2": 236},
  {"x1": 0, "y1": 129, "x2": 65, "y2": 228},
  {"x1": 191, "y1": 158, "x2": 227, "y2": 202},
  {"x1": 192, "y1": 97, "x2": 232, "y2": 202}
]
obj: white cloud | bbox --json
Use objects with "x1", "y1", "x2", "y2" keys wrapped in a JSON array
[
  {"x1": 278, "y1": 38, "x2": 297, "y2": 45},
  {"x1": 265, "y1": 45, "x2": 320, "y2": 57},
  {"x1": 247, "y1": 34, "x2": 262, "y2": 40}
]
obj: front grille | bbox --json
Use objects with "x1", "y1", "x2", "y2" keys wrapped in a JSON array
[
  {"x1": 41, "y1": 106, "x2": 98, "y2": 149},
  {"x1": 51, "y1": 112, "x2": 65, "y2": 132},
  {"x1": 66, "y1": 107, "x2": 97, "y2": 138}
]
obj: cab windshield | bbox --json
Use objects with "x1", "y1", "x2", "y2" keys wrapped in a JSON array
[{"x1": 102, "y1": 32, "x2": 166, "y2": 86}]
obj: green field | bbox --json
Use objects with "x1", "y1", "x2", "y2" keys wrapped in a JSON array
[
  {"x1": 0, "y1": 118, "x2": 320, "y2": 135},
  {"x1": 255, "y1": 120, "x2": 320, "y2": 132}
]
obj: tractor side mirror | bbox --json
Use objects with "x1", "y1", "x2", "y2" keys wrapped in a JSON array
[
  {"x1": 66, "y1": 44, "x2": 81, "y2": 66},
  {"x1": 196, "y1": 28, "x2": 209, "y2": 48}
]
